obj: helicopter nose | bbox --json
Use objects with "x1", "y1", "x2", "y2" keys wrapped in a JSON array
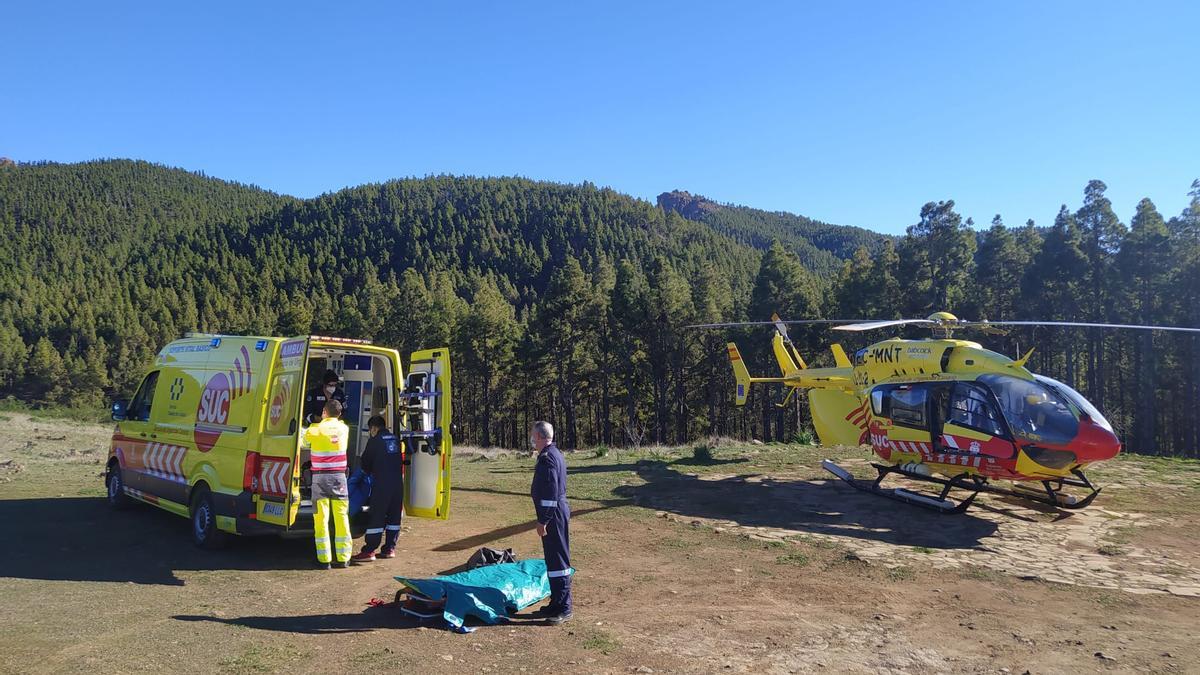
[{"x1": 1075, "y1": 417, "x2": 1121, "y2": 462}]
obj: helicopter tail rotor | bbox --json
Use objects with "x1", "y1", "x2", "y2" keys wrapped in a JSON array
[{"x1": 772, "y1": 332, "x2": 804, "y2": 377}]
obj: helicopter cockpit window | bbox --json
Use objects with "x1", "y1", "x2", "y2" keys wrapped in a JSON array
[
  {"x1": 1034, "y1": 374, "x2": 1115, "y2": 433},
  {"x1": 978, "y1": 374, "x2": 1078, "y2": 445},
  {"x1": 949, "y1": 383, "x2": 1006, "y2": 437},
  {"x1": 887, "y1": 386, "x2": 927, "y2": 428}
]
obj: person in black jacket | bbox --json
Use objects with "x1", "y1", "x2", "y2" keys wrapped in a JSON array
[
  {"x1": 351, "y1": 415, "x2": 405, "y2": 563},
  {"x1": 530, "y1": 420, "x2": 572, "y2": 624},
  {"x1": 304, "y1": 369, "x2": 346, "y2": 424}
]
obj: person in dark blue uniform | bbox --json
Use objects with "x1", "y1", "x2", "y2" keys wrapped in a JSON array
[
  {"x1": 350, "y1": 415, "x2": 405, "y2": 563},
  {"x1": 530, "y1": 420, "x2": 572, "y2": 624},
  {"x1": 304, "y1": 369, "x2": 346, "y2": 424}
]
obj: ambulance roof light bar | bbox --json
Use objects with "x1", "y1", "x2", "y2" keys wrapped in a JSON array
[{"x1": 310, "y1": 335, "x2": 374, "y2": 345}]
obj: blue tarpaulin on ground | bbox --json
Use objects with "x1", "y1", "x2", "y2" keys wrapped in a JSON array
[{"x1": 396, "y1": 559, "x2": 555, "y2": 630}]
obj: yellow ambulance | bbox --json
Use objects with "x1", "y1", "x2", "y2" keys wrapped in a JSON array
[{"x1": 104, "y1": 334, "x2": 452, "y2": 548}]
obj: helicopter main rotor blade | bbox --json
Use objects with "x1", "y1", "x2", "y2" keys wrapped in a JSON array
[
  {"x1": 966, "y1": 320, "x2": 1200, "y2": 334},
  {"x1": 685, "y1": 319, "x2": 868, "y2": 330},
  {"x1": 831, "y1": 319, "x2": 934, "y2": 332}
]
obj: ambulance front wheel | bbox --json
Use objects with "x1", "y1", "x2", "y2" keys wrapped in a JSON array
[
  {"x1": 190, "y1": 485, "x2": 230, "y2": 550},
  {"x1": 106, "y1": 461, "x2": 132, "y2": 509}
]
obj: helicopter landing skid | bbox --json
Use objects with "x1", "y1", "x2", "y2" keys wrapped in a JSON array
[
  {"x1": 821, "y1": 460, "x2": 1102, "y2": 513},
  {"x1": 821, "y1": 459, "x2": 979, "y2": 514},
  {"x1": 981, "y1": 469, "x2": 1102, "y2": 510}
]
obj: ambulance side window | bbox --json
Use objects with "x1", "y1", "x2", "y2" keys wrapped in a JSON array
[{"x1": 128, "y1": 371, "x2": 160, "y2": 422}]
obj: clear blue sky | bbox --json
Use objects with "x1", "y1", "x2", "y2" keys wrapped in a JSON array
[{"x1": 3, "y1": 2, "x2": 1196, "y2": 234}]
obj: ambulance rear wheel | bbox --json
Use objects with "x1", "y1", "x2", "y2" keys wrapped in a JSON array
[
  {"x1": 190, "y1": 486, "x2": 229, "y2": 549},
  {"x1": 106, "y1": 461, "x2": 132, "y2": 509}
]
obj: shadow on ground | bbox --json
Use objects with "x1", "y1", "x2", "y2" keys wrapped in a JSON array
[
  {"x1": 174, "y1": 604, "x2": 557, "y2": 634},
  {"x1": 485, "y1": 456, "x2": 749, "y2": 476},
  {"x1": 173, "y1": 604, "x2": 411, "y2": 634},
  {"x1": 614, "y1": 460, "x2": 999, "y2": 549},
  {"x1": 0, "y1": 497, "x2": 320, "y2": 586}
]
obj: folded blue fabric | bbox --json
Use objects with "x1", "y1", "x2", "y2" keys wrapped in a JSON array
[
  {"x1": 348, "y1": 469, "x2": 372, "y2": 516},
  {"x1": 396, "y1": 559, "x2": 559, "y2": 629}
]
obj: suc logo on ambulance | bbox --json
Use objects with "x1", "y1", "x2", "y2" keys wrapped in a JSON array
[{"x1": 195, "y1": 371, "x2": 231, "y2": 452}]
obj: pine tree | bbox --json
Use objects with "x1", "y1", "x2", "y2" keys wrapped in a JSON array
[
  {"x1": 1118, "y1": 199, "x2": 1170, "y2": 453},
  {"x1": 453, "y1": 280, "x2": 520, "y2": 447},
  {"x1": 974, "y1": 215, "x2": 1029, "y2": 320},
  {"x1": 1168, "y1": 181, "x2": 1200, "y2": 453},
  {"x1": 610, "y1": 260, "x2": 651, "y2": 447},
  {"x1": 0, "y1": 321, "x2": 28, "y2": 391},
  {"x1": 866, "y1": 240, "x2": 902, "y2": 318},
  {"x1": 749, "y1": 242, "x2": 822, "y2": 440},
  {"x1": 691, "y1": 261, "x2": 735, "y2": 436},
  {"x1": 833, "y1": 247, "x2": 876, "y2": 319},
  {"x1": 531, "y1": 257, "x2": 598, "y2": 449},
  {"x1": 27, "y1": 337, "x2": 68, "y2": 404},
  {"x1": 1075, "y1": 180, "x2": 1127, "y2": 407},
  {"x1": 1022, "y1": 206, "x2": 1088, "y2": 383},
  {"x1": 906, "y1": 201, "x2": 976, "y2": 313}
]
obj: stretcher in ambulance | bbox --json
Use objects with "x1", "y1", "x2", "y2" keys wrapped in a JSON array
[{"x1": 104, "y1": 334, "x2": 453, "y2": 548}]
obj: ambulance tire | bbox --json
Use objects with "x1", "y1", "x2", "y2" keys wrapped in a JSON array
[
  {"x1": 106, "y1": 461, "x2": 132, "y2": 509},
  {"x1": 190, "y1": 485, "x2": 230, "y2": 550}
]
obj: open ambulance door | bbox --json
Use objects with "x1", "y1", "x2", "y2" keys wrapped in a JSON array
[
  {"x1": 402, "y1": 348, "x2": 452, "y2": 519},
  {"x1": 257, "y1": 338, "x2": 308, "y2": 528}
]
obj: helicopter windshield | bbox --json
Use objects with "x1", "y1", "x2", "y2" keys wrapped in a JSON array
[
  {"x1": 1033, "y1": 374, "x2": 1115, "y2": 433},
  {"x1": 977, "y1": 373, "x2": 1079, "y2": 445}
]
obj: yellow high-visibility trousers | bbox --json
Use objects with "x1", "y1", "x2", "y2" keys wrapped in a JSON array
[{"x1": 314, "y1": 497, "x2": 351, "y2": 563}]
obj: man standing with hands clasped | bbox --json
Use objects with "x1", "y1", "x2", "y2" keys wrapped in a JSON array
[{"x1": 529, "y1": 420, "x2": 572, "y2": 625}]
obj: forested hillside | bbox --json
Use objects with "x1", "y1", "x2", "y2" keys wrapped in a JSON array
[
  {"x1": 658, "y1": 190, "x2": 891, "y2": 276},
  {"x1": 1, "y1": 160, "x2": 1197, "y2": 455}
]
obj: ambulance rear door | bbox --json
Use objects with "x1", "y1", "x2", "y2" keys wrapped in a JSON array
[
  {"x1": 256, "y1": 338, "x2": 308, "y2": 527},
  {"x1": 402, "y1": 348, "x2": 452, "y2": 519}
]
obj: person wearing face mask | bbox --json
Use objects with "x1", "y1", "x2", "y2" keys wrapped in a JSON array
[
  {"x1": 529, "y1": 420, "x2": 572, "y2": 625},
  {"x1": 305, "y1": 369, "x2": 346, "y2": 424}
]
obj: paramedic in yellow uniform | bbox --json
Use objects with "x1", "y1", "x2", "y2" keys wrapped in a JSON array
[{"x1": 304, "y1": 399, "x2": 352, "y2": 569}]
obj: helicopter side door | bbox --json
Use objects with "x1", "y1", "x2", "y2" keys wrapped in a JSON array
[
  {"x1": 878, "y1": 384, "x2": 936, "y2": 461},
  {"x1": 941, "y1": 382, "x2": 1016, "y2": 460}
]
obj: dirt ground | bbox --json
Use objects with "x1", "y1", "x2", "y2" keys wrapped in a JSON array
[{"x1": 2, "y1": 412, "x2": 1199, "y2": 674}]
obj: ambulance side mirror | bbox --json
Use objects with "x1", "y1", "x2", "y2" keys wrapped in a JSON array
[{"x1": 111, "y1": 399, "x2": 129, "y2": 421}]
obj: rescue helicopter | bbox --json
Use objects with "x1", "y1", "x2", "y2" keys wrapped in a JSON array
[{"x1": 691, "y1": 312, "x2": 1200, "y2": 513}]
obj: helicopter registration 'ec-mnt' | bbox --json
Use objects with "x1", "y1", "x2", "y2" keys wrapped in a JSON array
[{"x1": 693, "y1": 312, "x2": 1200, "y2": 513}]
